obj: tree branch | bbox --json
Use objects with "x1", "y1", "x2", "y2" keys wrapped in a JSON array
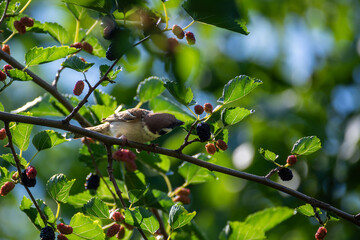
[
  {"x1": 0, "y1": 49, "x2": 92, "y2": 127},
  {"x1": 0, "y1": 111, "x2": 359, "y2": 227}
]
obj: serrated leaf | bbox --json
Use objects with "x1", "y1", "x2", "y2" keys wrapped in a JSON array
[
  {"x1": 149, "y1": 96, "x2": 195, "y2": 123},
  {"x1": 99, "y1": 64, "x2": 122, "y2": 86},
  {"x1": 66, "y1": 3, "x2": 88, "y2": 20},
  {"x1": 244, "y1": 207, "x2": 294, "y2": 232},
  {"x1": 7, "y1": 69, "x2": 32, "y2": 81},
  {"x1": 125, "y1": 207, "x2": 159, "y2": 233},
  {"x1": 19, "y1": 196, "x2": 42, "y2": 230},
  {"x1": 46, "y1": 174, "x2": 75, "y2": 203},
  {"x1": 291, "y1": 136, "x2": 321, "y2": 156},
  {"x1": 164, "y1": 80, "x2": 194, "y2": 106},
  {"x1": 10, "y1": 118, "x2": 33, "y2": 151},
  {"x1": 169, "y1": 204, "x2": 196, "y2": 230},
  {"x1": 44, "y1": 22, "x2": 69, "y2": 44},
  {"x1": 89, "y1": 105, "x2": 116, "y2": 124},
  {"x1": 178, "y1": 154, "x2": 216, "y2": 184},
  {"x1": 218, "y1": 75, "x2": 262, "y2": 107},
  {"x1": 258, "y1": 148, "x2": 278, "y2": 162},
  {"x1": 82, "y1": 197, "x2": 109, "y2": 219},
  {"x1": 182, "y1": 0, "x2": 249, "y2": 35},
  {"x1": 61, "y1": 0, "x2": 116, "y2": 14},
  {"x1": 0, "y1": 153, "x2": 27, "y2": 169},
  {"x1": 67, "y1": 191, "x2": 94, "y2": 208},
  {"x1": 295, "y1": 204, "x2": 316, "y2": 217},
  {"x1": 62, "y1": 55, "x2": 95, "y2": 72},
  {"x1": 219, "y1": 222, "x2": 266, "y2": 240},
  {"x1": 85, "y1": 35, "x2": 107, "y2": 58},
  {"x1": 326, "y1": 212, "x2": 340, "y2": 222},
  {"x1": 37, "y1": 199, "x2": 56, "y2": 225},
  {"x1": 32, "y1": 130, "x2": 68, "y2": 151},
  {"x1": 221, "y1": 107, "x2": 253, "y2": 127},
  {"x1": 125, "y1": 171, "x2": 147, "y2": 191},
  {"x1": 128, "y1": 187, "x2": 149, "y2": 205},
  {"x1": 136, "y1": 76, "x2": 166, "y2": 102},
  {"x1": 25, "y1": 46, "x2": 78, "y2": 66},
  {"x1": 68, "y1": 213, "x2": 105, "y2": 240}
]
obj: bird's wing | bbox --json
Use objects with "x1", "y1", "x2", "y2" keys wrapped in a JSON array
[{"x1": 103, "y1": 108, "x2": 150, "y2": 123}]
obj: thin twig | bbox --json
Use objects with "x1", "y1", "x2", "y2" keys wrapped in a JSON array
[
  {"x1": 177, "y1": 122, "x2": 199, "y2": 152},
  {"x1": 0, "y1": 0, "x2": 10, "y2": 26},
  {"x1": 265, "y1": 167, "x2": 281, "y2": 179},
  {"x1": 52, "y1": 66, "x2": 65, "y2": 88},
  {"x1": 4, "y1": 121, "x2": 48, "y2": 226},
  {"x1": 312, "y1": 204, "x2": 324, "y2": 226},
  {"x1": 105, "y1": 144, "x2": 126, "y2": 208},
  {"x1": 0, "y1": 111, "x2": 359, "y2": 227},
  {"x1": 151, "y1": 208, "x2": 168, "y2": 239}
]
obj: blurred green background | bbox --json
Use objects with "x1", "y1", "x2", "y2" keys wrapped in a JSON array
[{"x1": 0, "y1": 0, "x2": 360, "y2": 239}]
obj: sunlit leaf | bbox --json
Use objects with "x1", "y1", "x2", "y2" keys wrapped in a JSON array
[
  {"x1": 10, "y1": 117, "x2": 33, "y2": 151},
  {"x1": 46, "y1": 174, "x2": 76, "y2": 203},
  {"x1": 8, "y1": 69, "x2": 32, "y2": 81},
  {"x1": 44, "y1": 22, "x2": 69, "y2": 44},
  {"x1": 62, "y1": 55, "x2": 95, "y2": 72},
  {"x1": 258, "y1": 148, "x2": 278, "y2": 162},
  {"x1": 68, "y1": 213, "x2": 105, "y2": 240},
  {"x1": 25, "y1": 46, "x2": 78, "y2": 66},
  {"x1": 0, "y1": 153, "x2": 27, "y2": 169},
  {"x1": 221, "y1": 107, "x2": 253, "y2": 126},
  {"x1": 136, "y1": 76, "x2": 166, "y2": 102},
  {"x1": 219, "y1": 221, "x2": 266, "y2": 240},
  {"x1": 61, "y1": 0, "x2": 116, "y2": 14},
  {"x1": 291, "y1": 136, "x2": 321, "y2": 156},
  {"x1": 82, "y1": 197, "x2": 109, "y2": 219},
  {"x1": 178, "y1": 154, "x2": 216, "y2": 184},
  {"x1": 169, "y1": 204, "x2": 196, "y2": 230},
  {"x1": 125, "y1": 207, "x2": 159, "y2": 233},
  {"x1": 32, "y1": 130, "x2": 68, "y2": 151},
  {"x1": 164, "y1": 80, "x2": 195, "y2": 106}
]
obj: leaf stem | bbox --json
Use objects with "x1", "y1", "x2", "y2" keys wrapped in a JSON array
[
  {"x1": 19, "y1": 0, "x2": 33, "y2": 14},
  {"x1": 182, "y1": 20, "x2": 195, "y2": 30},
  {"x1": 74, "y1": 19, "x2": 80, "y2": 43},
  {"x1": 162, "y1": 2, "x2": 169, "y2": 30},
  {"x1": 2, "y1": 32, "x2": 16, "y2": 44},
  {"x1": 55, "y1": 202, "x2": 61, "y2": 220},
  {"x1": 135, "y1": 101, "x2": 143, "y2": 109},
  {"x1": 159, "y1": 171, "x2": 172, "y2": 195},
  {"x1": 26, "y1": 150, "x2": 39, "y2": 167}
]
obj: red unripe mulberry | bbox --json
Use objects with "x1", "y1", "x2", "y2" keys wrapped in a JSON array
[
  {"x1": 73, "y1": 80, "x2": 85, "y2": 96},
  {"x1": 205, "y1": 143, "x2": 216, "y2": 155},
  {"x1": 0, "y1": 181, "x2": 15, "y2": 196}
]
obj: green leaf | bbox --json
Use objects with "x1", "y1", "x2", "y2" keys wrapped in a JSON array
[
  {"x1": 169, "y1": 204, "x2": 196, "y2": 230},
  {"x1": 221, "y1": 107, "x2": 253, "y2": 127},
  {"x1": 182, "y1": 0, "x2": 249, "y2": 35},
  {"x1": 128, "y1": 187, "x2": 149, "y2": 205},
  {"x1": 67, "y1": 191, "x2": 93, "y2": 208},
  {"x1": 44, "y1": 22, "x2": 69, "y2": 44},
  {"x1": 0, "y1": 166, "x2": 13, "y2": 186},
  {"x1": 37, "y1": 199, "x2": 56, "y2": 225},
  {"x1": 19, "y1": 196, "x2": 42, "y2": 230},
  {"x1": 25, "y1": 46, "x2": 78, "y2": 66},
  {"x1": 0, "y1": 102, "x2": 4, "y2": 111},
  {"x1": 144, "y1": 189, "x2": 174, "y2": 213},
  {"x1": 89, "y1": 105, "x2": 116, "y2": 124},
  {"x1": 291, "y1": 136, "x2": 321, "y2": 156},
  {"x1": 61, "y1": 0, "x2": 116, "y2": 14},
  {"x1": 218, "y1": 75, "x2": 263, "y2": 107},
  {"x1": 93, "y1": 89, "x2": 117, "y2": 108},
  {"x1": 178, "y1": 154, "x2": 217, "y2": 184},
  {"x1": 136, "y1": 76, "x2": 166, "y2": 103},
  {"x1": 258, "y1": 148, "x2": 279, "y2": 162},
  {"x1": 46, "y1": 174, "x2": 76, "y2": 203},
  {"x1": 7, "y1": 69, "x2": 32, "y2": 81},
  {"x1": 68, "y1": 213, "x2": 105, "y2": 240},
  {"x1": 66, "y1": 3, "x2": 88, "y2": 20},
  {"x1": 295, "y1": 204, "x2": 316, "y2": 217},
  {"x1": 137, "y1": 152, "x2": 170, "y2": 173},
  {"x1": 62, "y1": 55, "x2": 95, "y2": 72},
  {"x1": 125, "y1": 207, "x2": 159, "y2": 234},
  {"x1": 149, "y1": 96, "x2": 195, "y2": 123},
  {"x1": 244, "y1": 207, "x2": 294, "y2": 232},
  {"x1": 125, "y1": 171, "x2": 147, "y2": 191},
  {"x1": 79, "y1": 143, "x2": 107, "y2": 169},
  {"x1": 99, "y1": 64, "x2": 122, "y2": 86},
  {"x1": 10, "y1": 118, "x2": 33, "y2": 151},
  {"x1": 32, "y1": 130, "x2": 68, "y2": 151},
  {"x1": 326, "y1": 212, "x2": 340, "y2": 222},
  {"x1": 0, "y1": 153, "x2": 27, "y2": 169},
  {"x1": 85, "y1": 35, "x2": 107, "y2": 58},
  {"x1": 219, "y1": 222, "x2": 266, "y2": 240},
  {"x1": 164, "y1": 80, "x2": 195, "y2": 106},
  {"x1": 82, "y1": 197, "x2": 109, "y2": 219}
]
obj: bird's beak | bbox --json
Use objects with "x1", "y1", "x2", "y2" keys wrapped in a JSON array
[{"x1": 175, "y1": 119, "x2": 184, "y2": 127}]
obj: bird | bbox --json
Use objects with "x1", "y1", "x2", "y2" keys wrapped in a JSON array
[{"x1": 84, "y1": 108, "x2": 184, "y2": 143}]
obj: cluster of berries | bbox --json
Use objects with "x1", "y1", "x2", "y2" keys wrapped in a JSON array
[
  {"x1": 85, "y1": 173, "x2": 100, "y2": 191},
  {"x1": 1, "y1": 166, "x2": 37, "y2": 196},
  {"x1": 112, "y1": 148, "x2": 137, "y2": 171},
  {"x1": 70, "y1": 41, "x2": 93, "y2": 54},
  {"x1": 194, "y1": 103, "x2": 213, "y2": 115},
  {"x1": 57, "y1": 223, "x2": 73, "y2": 240},
  {"x1": 277, "y1": 155, "x2": 298, "y2": 181},
  {"x1": 171, "y1": 24, "x2": 196, "y2": 45},
  {"x1": 315, "y1": 226, "x2": 327, "y2": 240},
  {"x1": 205, "y1": 139, "x2": 228, "y2": 155},
  {"x1": 172, "y1": 187, "x2": 191, "y2": 205},
  {"x1": 106, "y1": 211, "x2": 130, "y2": 238},
  {"x1": 13, "y1": 16, "x2": 34, "y2": 34},
  {"x1": 0, "y1": 64, "x2": 13, "y2": 82}
]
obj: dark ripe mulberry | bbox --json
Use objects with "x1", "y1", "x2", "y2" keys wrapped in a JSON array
[
  {"x1": 106, "y1": 223, "x2": 121, "y2": 237},
  {"x1": 21, "y1": 170, "x2": 36, "y2": 187},
  {"x1": 277, "y1": 168, "x2": 293, "y2": 181},
  {"x1": 40, "y1": 226, "x2": 55, "y2": 240},
  {"x1": 106, "y1": 43, "x2": 117, "y2": 61},
  {"x1": 116, "y1": 225, "x2": 125, "y2": 239},
  {"x1": 57, "y1": 234, "x2": 69, "y2": 240},
  {"x1": 13, "y1": 20, "x2": 26, "y2": 34},
  {"x1": 196, "y1": 122, "x2": 211, "y2": 142},
  {"x1": 20, "y1": 17, "x2": 34, "y2": 27},
  {"x1": 85, "y1": 173, "x2": 100, "y2": 190}
]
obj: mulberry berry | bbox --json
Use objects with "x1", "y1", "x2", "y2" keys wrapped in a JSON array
[
  {"x1": 0, "y1": 71, "x2": 6, "y2": 82},
  {"x1": 0, "y1": 128, "x2": 6, "y2": 139},
  {"x1": 196, "y1": 122, "x2": 211, "y2": 142},
  {"x1": 216, "y1": 139, "x2": 228, "y2": 151},
  {"x1": 0, "y1": 181, "x2": 15, "y2": 196},
  {"x1": 81, "y1": 42, "x2": 93, "y2": 54},
  {"x1": 172, "y1": 25, "x2": 185, "y2": 39},
  {"x1": 277, "y1": 168, "x2": 293, "y2": 181},
  {"x1": 194, "y1": 105, "x2": 204, "y2": 115},
  {"x1": 111, "y1": 211, "x2": 125, "y2": 222},
  {"x1": 204, "y1": 103, "x2": 213, "y2": 114},
  {"x1": 2, "y1": 44, "x2": 10, "y2": 55},
  {"x1": 106, "y1": 43, "x2": 117, "y2": 61},
  {"x1": 70, "y1": 42, "x2": 82, "y2": 49},
  {"x1": 40, "y1": 226, "x2": 55, "y2": 240},
  {"x1": 20, "y1": 17, "x2": 34, "y2": 27},
  {"x1": 26, "y1": 166, "x2": 37, "y2": 179},
  {"x1": 57, "y1": 234, "x2": 69, "y2": 240},
  {"x1": 73, "y1": 80, "x2": 84, "y2": 96},
  {"x1": 57, "y1": 223, "x2": 73, "y2": 235},
  {"x1": 173, "y1": 194, "x2": 191, "y2": 204},
  {"x1": 205, "y1": 143, "x2": 216, "y2": 155},
  {"x1": 315, "y1": 226, "x2": 327, "y2": 240},
  {"x1": 3, "y1": 64, "x2": 13, "y2": 76},
  {"x1": 116, "y1": 225, "x2": 125, "y2": 239},
  {"x1": 286, "y1": 155, "x2": 297, "y2": 166},
  {"x1": 85, "y1": 173, "x2": 100, "y2": 190},
  {"x1": 174, "y1": 187, "x2": 190, "y2": 196},
  {"x1": 22, "y1": 170, "x2": 36, "y2": 187},
  {"x1": 185, "y1": 31, "x2": 196, "y2": 45},
  {"x1": 13, "y1": 20, "x2": 26, "y2": 34},
  {"x1": 106, "y1": 223, "x2": 121, "y2": 237}
]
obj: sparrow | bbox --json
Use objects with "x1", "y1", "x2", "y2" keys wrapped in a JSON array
[{"x1": 85, "y1": 108, "x2": 184, "y2": 143}]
